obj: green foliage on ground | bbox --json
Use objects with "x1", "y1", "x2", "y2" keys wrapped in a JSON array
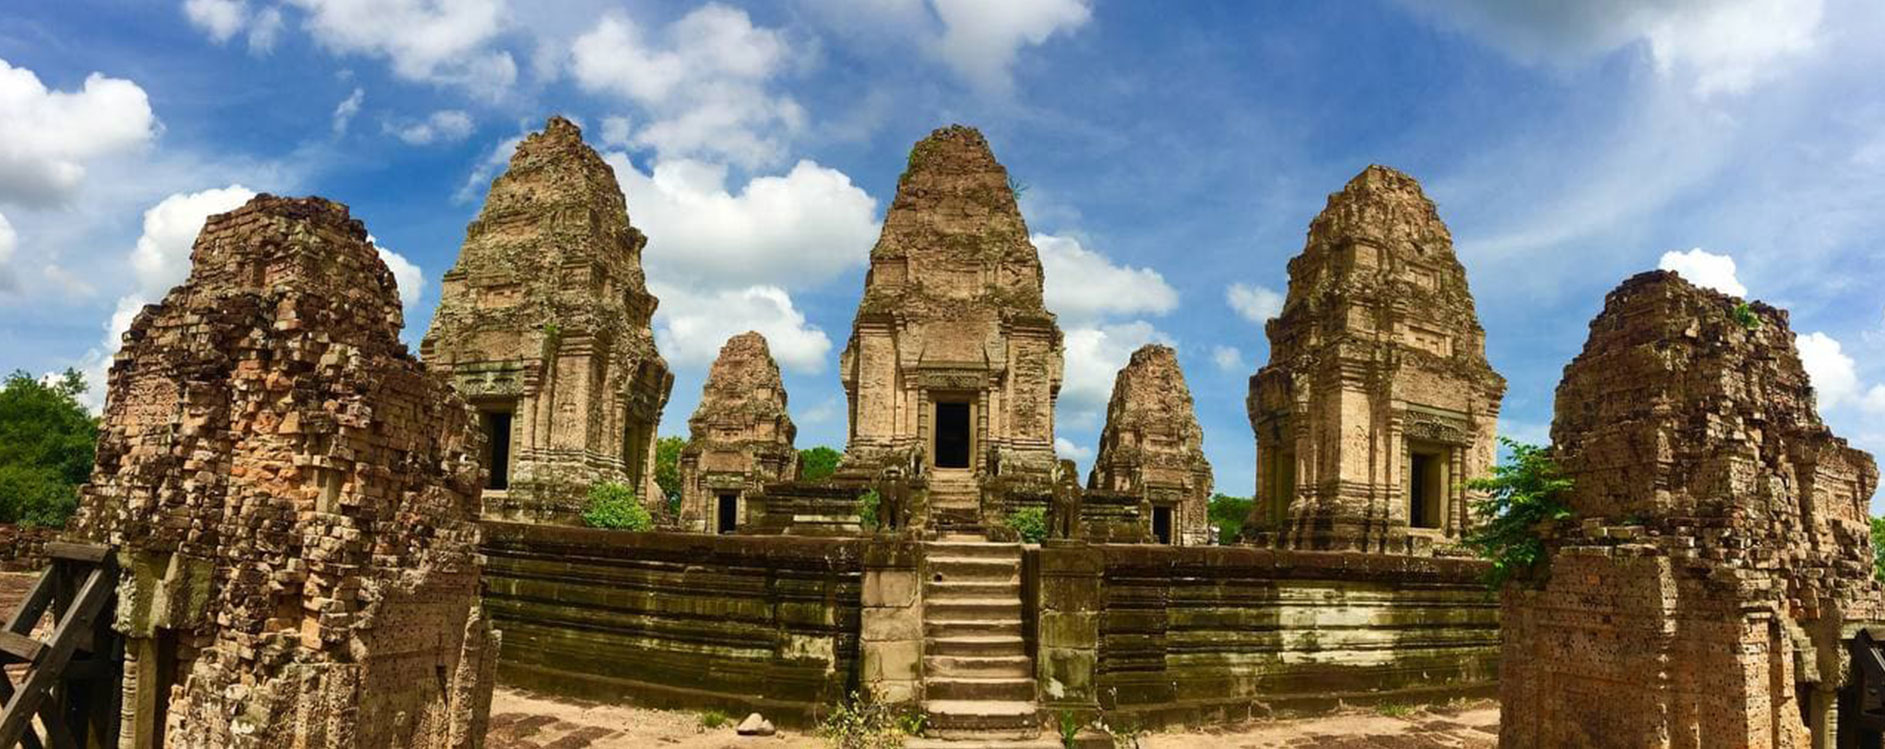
[
  {"x1": 1374, "y1": 702, "x2": 1413, "y2": 718},
  {"x1": 0, "y1": 369, "x2": 95, "y2": 528},
  {"x1": 818, "y1": 691, "x2": 920, "y2": 748},
  {"x1": 1465, "y1": 438, "x2": 1574, "y2": 589},
  {"x1": 1057, "y1": 710, "x2": 1081, "y2": 748},
  {"x1": 1208, "y1": 493, "x2": 1253, "y2": 545},
  {"x1": 1871, "y1": 516, "x2": 1885, "y2": 582},
  {"x1": 655, "y1": 435, "x2": 685, "y2": 515},
  {"x1": 581, "y1": 481, "x2": 652, "y2": 531},
  {"x1": 1006, "y1": 506, "x2": 1048, "y2": 544},
  {"x1": 799, "y1": 446, "x2": 842, "y2": 481},
  {"x1": 698, "y1": 709, "x2": 729, "y2": 729}
]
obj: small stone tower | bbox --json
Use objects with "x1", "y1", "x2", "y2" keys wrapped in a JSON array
[
  {"x1": 423, "y1": 116, "x2": 673, "y2": 523},
  {"x1": 679, "y1": 332, "x2": 799, "y2": 534},
  {"x1": 839, "y1": 125, "x2": 1064, "y2": 529},
  {"x1": 1246, "y1": 165, "x2": 1505, "y2": 553},
  {"x1": 1088, "y1": 344, "x2": 1213, "y2": 545},
  {"x1": 74, "y1": 195, "x2": 495, "y2": 749}
]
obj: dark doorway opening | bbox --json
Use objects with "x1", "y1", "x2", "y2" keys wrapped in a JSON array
[
  {"x1": 482, "y1": 410, "x2": 513, "y2": 490},
  {"x1": 1152, "y1": 505, "x2": 1173, "y2": 544},
  {"x1": 935, "y1": 401, "x2": 971, "y2": 469},
  {"x1": 717, "y1": 493, "x2": 739, "y2": 534},
  {"x1": 1409, "y1": 448, "x2": 1445, "y2": 529}
]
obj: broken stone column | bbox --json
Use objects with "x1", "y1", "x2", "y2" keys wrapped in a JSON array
[
  {"x1": 422, "y1": 115, "x2": 673, "y2": 523},
  {"x1": 73, "y1": 195, "x2": 495, "y2": 748},
  {"x1": 839, "y1": 125, "x2": 1064, "y2": 531},
  {"x1": 1245, "y1": 165, "x2": 1505, "y2": 554},
  {"x1": 679, "y1": 332, "x2": 798, "y2": 534},
  {"x1": 1501, "y1": 270, "x2": 1882, "y2": 748},
  {"x1": 1087, "y1": 344, "x2": 1212, "y2": 545}
]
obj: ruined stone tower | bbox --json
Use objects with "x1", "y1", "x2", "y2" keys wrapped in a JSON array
[
  {"x1": 1087, "y1": 344, "x2": 1213, "y2": 545},
  {"x1": 679, "y1": 332, "x2": 798, "y2": 534},
  {"x1": 75, "y1": 195, "x2": 494, "y2": 748},
  {"x1": 839, "y1": 125, "x2": 1064, "y2": 528},
  {"x1": 1245, "y1": 165, "x2": 1505, "y2": 553},
  {"x1": 1501, "y1": 271, "x2": 1882, "y2": 747},
  {"x1": 422, "y1": 116, "x2": 673, "y2": 523}
]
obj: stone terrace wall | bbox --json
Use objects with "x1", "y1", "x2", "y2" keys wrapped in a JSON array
[
  {"x1": 481, "y1": 522, "x2": 866, "y2": 724},
  {"x1": 0, "y1": 524, "x2": 53, "y2": 571},
  {"x1": 1036, "y1": 544, "x2": 1497, "y2": 728}
]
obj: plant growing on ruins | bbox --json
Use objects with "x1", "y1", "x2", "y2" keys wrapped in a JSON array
[
  {"x1": 1374, "y1": 702, "x2": 1413, "y2": 718},
  {"x1": 581, "y1": 481, "x2": 653, "y2": 531},
  {"x1": 1057, "y1": 710, "x2": 1082, "y2": 747},
  {"x1": 799, "y1": 446, "x2": 842, "y2": 481},
  {"x1": 818, "y1": 690, "x2": 915, "y2": 748},
  {"x1": 1733, "y1": 302, "x2": 1763, "y2": 330},
  {"x1": 1007, "y1": 507, "x2": 1049, "y2": 544},
  {"x1": 1465, "y1": 438, "x2": 1574, "y2": 589},
  {"x1": 0, "y1": 369, "x2": 95, "y2": 529},
  {"x1": 858, "y1": 489, "x2": 882, "y2": 530},
  {"x1": 698, "y1": 709, "x2": 729, "y2": 729},
  {"x1": 1871, "y1": 516, "x2": 1885, "y2": 582}
]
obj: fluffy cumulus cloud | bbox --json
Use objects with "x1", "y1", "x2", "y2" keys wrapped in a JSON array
[
  {"x1": 931, "y1": 0, "x2": 1092, "y2": 93},
  {"x1": 1225, "y1": 282, "x2": 1284, "y2": 323},
  {"x1": 0, "y1": 210, "x2": 15, "y2": 291},
  {"x1": 281, "y1": 0, "x2": 516, "y2": 94},
  {"x1": 651, "y1": 283, "x2": 833, "y2": 374},
  {"x1": 1054, "y1": 436, "x2": 1093, "y2": 463},
  {"x1": 388, "y1": 109, "x2": 475, "y2": 145},
  {"x1": 331, "y1": 87, "x2": 363, "y2": 135},
  {"x1": 1060, "y1": 321, "x2": 1169, "y2": 432},
  {"x1": 364, "y1": 235, "x2": 425, "y2": 310},
  {"x1": 1658, "y1": 247, "x2": 1747, "y2": 297},
  {"x1": 0, "y1": 59, "x2": 158, "y2": 208},
  {"x1": 1034, "y1": 233, "x2": 1178, "y2": 323},
  {"x1": 1797, "y1": 331, "x2": 1863, "y2": 414},
  {"x1": 603, "y1": 152, "x2": 879, "y2": 289},
  {"x1": 182, "y1": 0, "x2": 283, "y2": 52},
  {"x1": 1211, "y1": 344, "x2": 1243, "y2": 372},
  {"x1": 1403, "y1": 0, "x2": 1825, "y2": 96},
  {"x1": 571, "y1": 4, "x2": 805, "y2": 166}
]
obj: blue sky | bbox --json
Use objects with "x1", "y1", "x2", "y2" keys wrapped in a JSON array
[{"x1": 3, "y1": 0, "x2": 1884, "y2": 506}]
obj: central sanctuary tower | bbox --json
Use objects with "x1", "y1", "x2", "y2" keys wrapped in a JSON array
[{"x1": 839, "y1": 125, "x2": 1064, "y2": 528}]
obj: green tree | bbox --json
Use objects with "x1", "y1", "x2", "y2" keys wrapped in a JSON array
[
  {"x1": 1871, "y1": 516, "x2": 1885, "y2": 582},
  {"x1": 655, "y1": 435, "x2": 685, "y2": 514},
  {"x1": 0, "y1": 369, "x2": 96, "y2": 528},
  {"x1": 799, "y1": 445, "x2": 842, "y2": 481},
  {"x1": 582, "y1": 481, "x2": 652, "y2": 531},
  {"x1": 1207, "y1": 493, "x2": 1253, "y2": 545},
  {"x1": 1466, "y1": 438, "x2": 1574, "y2": 589}
]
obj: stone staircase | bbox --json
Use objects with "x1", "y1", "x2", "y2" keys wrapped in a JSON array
[
  {"x1": 918, "y1": 537, "x2": 1041, "y2": 745},
  {"x1": 927, "y1": 471, "x2": 983, "y2": 534}
]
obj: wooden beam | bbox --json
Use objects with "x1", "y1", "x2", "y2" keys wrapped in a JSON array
[
  {"x1": 0, "y1": 632, "x2": 42, "y2": 665},
  {"x1": 0, "y1": 567, "x2": 112, "y2": 747},
  {"x1": 41, "y1": 544, "x2": 108, "y2": 565}
]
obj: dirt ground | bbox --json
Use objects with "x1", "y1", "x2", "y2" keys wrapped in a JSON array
[{"x1": 486, "y1": 687, "x2": 1499, "y2": 749}]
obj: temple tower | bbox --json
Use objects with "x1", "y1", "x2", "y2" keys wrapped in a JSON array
[
  {"x1": 422, "y1": 116, "x2": 673, "y2": 523},
  {"x1": 1246, "y1": 165, "x2": 1505, "y2": 553},
  {"x1": 679, "y1": 332, "x2": 798, "y2": 534},
  {"x1": 839, "y1": 125, "x2": 1064, "y2": 529},
  {"x1": 1087, "y1": 344, "x2": 1213, "y2": 545}
]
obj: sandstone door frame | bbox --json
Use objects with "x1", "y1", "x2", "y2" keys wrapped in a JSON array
[{"x1": 929, "y1": 393, "x2": 977, "y2": 472}]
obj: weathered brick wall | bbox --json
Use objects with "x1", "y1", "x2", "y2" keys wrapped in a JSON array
[
  {"x1": 0, "y1": 524, "x2": 53, "y2": 571},
  {"x1": 1036, "y1": 544, "x2": 1497, "y2": 728},
  {"x1": 481, "y1": 522, "x2": 866, "y2": 724}
]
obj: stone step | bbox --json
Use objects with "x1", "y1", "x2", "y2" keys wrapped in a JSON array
[
  {"x1": 905, "y1": 738, "x2": 1059, "y2": 749},
  {"x1": 925, "y1": 676, "x2": 1036, "y2": 702},
  {"x1": 925, "y1": 580, "x2": 1021, "y2": 600},
  {"x1": 925, "y1": 598, "x2": 1022, "y2": 622},
  {"x1": 927, "y1": 635, "x2": 1026, "y2": 658},
  {"x1": 926, "y1": 619, "x2": 1023, "y2": 640},
  {"x1": 925, "y1": 541, "x2": 1024, "y2": 560},
  {"x1": 928, "y1": 557, "x2": 1019, "y2": 583},
  {"x1": 921, "y1": 700, "x2": 1040, "y2": 739},
  {"x1": 925, "y1": 654, "x2": 1031, "y2": 678}
]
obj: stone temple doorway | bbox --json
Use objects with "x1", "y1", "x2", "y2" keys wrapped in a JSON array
[
  {"x1": 934, "y1": 400, "x2": 972, "y2": 469},
  {"x1": 716, "y1": 493, "x2": 739, "y2": 534}
]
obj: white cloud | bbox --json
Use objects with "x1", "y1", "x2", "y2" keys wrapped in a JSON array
[
  {"x1": 1034, "y1": 233, "x2": 1177, "y2": 323},
  {"x1": 0, "y1": 210, "x2": 15, "y2": 291},
  {"x1": 1403, "y1": 0, "x2": 1824, "y2": 96},
  {"x1": 931, "y1": 0, "x2": 1092, "y2": 93},
  {"x1": 652, "y1": 283, "x2": 832, "y2": 374},
  {"x1": 331, "y1": 87, "x2": 363, "y2": 135},
  {"x1": 0, "y1": 58, "x2": 158, "y2": 207},
  {"x1": 365, "y1": 234, "x2": 424, "y2": 310},
  {"x1": 600, "y1": 115, "x2": 633, "y2": 148},
  {"x1": 248, "y1": 6, "x2": 284, "y2": 50},
  {"x1": 1211, "y1": 345, "x2": 1243, "y2": 372},
  {"x1": 571, "y1": 5, "x2": 805, "y2": 166},
  {"x1": 181, "y1": 0, "x2": 283, "y2": 52},
  {"x1": 1225, "y1": 282, "x2": 1284, "y2": 323},
  {"x1": 1798, "y1": 331, "x2": 1860, "y2": 414},
  {"x1": 1658, "y1": 247, "x2": 1747, "y2": 297},
  {"x1": 604, "y1": 152, "x2": 879, "y2": 290},
  {"x1": 389, "y1": 109, "x2": 474, "y2": 145},
  {"x1": 284, "y1": 0, "x2": 516, "y2": 94},
  {"x1": 1060, "y1": 321, "x2": 1170, "y2": 430},
  {"x1": 456, "y1": 133, "x2": 524, "y2": 203},
  {"x1": 1054, "y1": 436, "x2": 1093, "y2": 462}
]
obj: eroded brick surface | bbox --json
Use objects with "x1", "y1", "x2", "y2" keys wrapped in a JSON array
[
  {"x1": 1087, "y1": 344, "x2": 1213, "y2": 545},
  {"x1": 1245, "y1": 165, "x2": 1505, "y2": 554},
  {"x1": 1501, "y1": 270, "x2": 1883, "y2": 747},
  {"x1": 422, "y1": 116, "x2": 673, "y2": 523},
  {"x1": 75, "y1": 195, "x2": 495, "y2": 749},
  {"x1": 678, "y1": 332, "x2": 797, "y2": 533}
]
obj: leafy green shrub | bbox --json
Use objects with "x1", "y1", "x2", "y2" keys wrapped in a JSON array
[
  {"x1": 698, "y1": 709, "x2": 729, "y2": 729},
  {"x1": 819, "y1": 691, "x2": 917, "y2": 748},
  {"x1": 799, "y1": 446, "x2": 842, "y2": 481},
  {"x1": 1465, "y1": 438, "x2": 1574, "y2": 589},
  {"x1": 1374, "y1": 702, "x2": 1413, "y2": 718},
  {"x1": 1732, "y1": 302, "x2": 1762, "y2": 330},
  {"x1": 655, "y1": 436, "x2": 685, "y2": 515},
  {"x1": 1871, "y1": 516, "x2": 1885, "y2": 582},
  {"x1": 858, "y1": 489, "x2": 881, "y2": 530},
  {"x1": 1006, "y1": 507, "x2": 1048, "y2": 544},
  {"x1": 1207, "y1": 493, "x2": 1253, "y2": 544},
  {"x1": 581, "y1": 481, "x2": 652, "y2": 531},
  {"x1": 1057, "y1": 710, "x2": 1081, "y2": 748},
  {"x1": 0, "y1": 369, "x2": 95, "y2": 529}
]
